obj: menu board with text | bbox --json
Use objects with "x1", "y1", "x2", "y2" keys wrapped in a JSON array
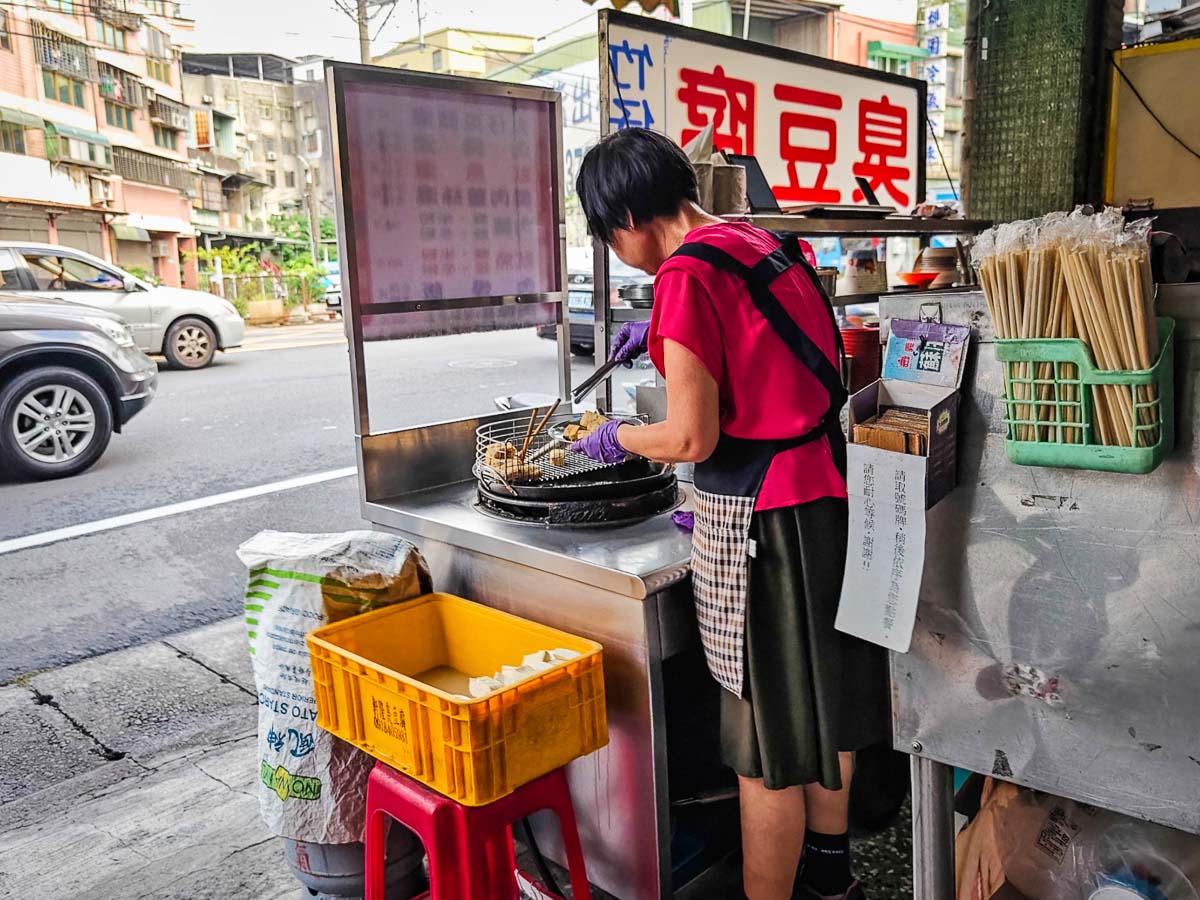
[{"x1": 339, "y1": 79, "x2": 561, "y2": 339}]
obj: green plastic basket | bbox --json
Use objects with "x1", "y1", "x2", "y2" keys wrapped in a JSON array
[{"x1": 993, "y1": 318, "x2": 1174, "y2": 475}]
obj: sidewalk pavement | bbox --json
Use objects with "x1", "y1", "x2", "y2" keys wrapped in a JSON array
[
  {"x1": 0, "y1": 618, "x2": 305, "y2": 900},
  {"x1": 231, "y1": 322, "x2": 346, "y2": 355},
  {"x1": 0, "y1": 617, "x2": 913, "y2": 899}
]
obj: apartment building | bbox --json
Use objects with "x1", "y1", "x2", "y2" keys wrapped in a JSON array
[
  {"x1": 181, "y1": 52, "x2": 315, "y2": 248},
  {"x1": 0, "y1": 0, "x2": 199, "y2": 288},
  {"x1": 373, "y1": 28, "x2": 534, "y2": 78}
]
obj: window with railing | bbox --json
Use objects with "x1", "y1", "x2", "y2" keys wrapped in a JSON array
[
  {"x1": 150, "y1": 95, "x2": 189, "y2": 130},
  {"x1": 98, "y1": 63, "x2": 145, "y2": 108},
  {"x1": 153, "y1": 123, "x2": 178, "y2": 150},
  {"x1": 44, "y1": 70, "x2": 87, "y2": 108},
  {"x1": 104, "y1": 100, "x2": 135, "y2": 130},
  {"x1": 113, "y1": 146, "x2": 190, "y2": 189},
  {"x1": 192, "y1": 109, "x2": 211, "y2": 148},
  {"x1": 48, "y1": 132, "x2": 111, "y2": 167},
  {"x1": 33, "y1": 23, "x2": 97, "y2": 81},
  {"x1": 46, "y1": 0, "x2": 75, "y2": 14},
  {"x1": 1, "y1": 11, "x2": 11, "y2": 51},
  {"x1": 95, "y1": 0, "x2": 141, "y2": 31},
  {"x1": 199, "y1": 176, "x2": 223, "y2": 210},
  {"x1": 145, "y1": 26, "x2": 172, "y2": 84}
]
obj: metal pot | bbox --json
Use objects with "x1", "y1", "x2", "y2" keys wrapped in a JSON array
[
  {"x1": 619, "y1": 283, "x2": 655, "y2": 308},
  {"x1": 816, "y1": 267, "x2": 838, "y2": 298}
]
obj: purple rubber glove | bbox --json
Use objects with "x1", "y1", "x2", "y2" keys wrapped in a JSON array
[
  {"x1": 570, "y1": 419, "x2": 632, "y2": 464},
  {"x1": 610, "y1": 321, "x2": 651, "y2": 365},
  {"x1": 672, "y1": 511, "x2": 695, "y2": 532}
]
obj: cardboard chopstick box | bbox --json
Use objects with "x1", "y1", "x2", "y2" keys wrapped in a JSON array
[{"x1": 847, "y1": 318, "x2": 971, "y2": 509}]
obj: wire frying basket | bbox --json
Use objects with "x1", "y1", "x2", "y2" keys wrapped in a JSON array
[{"x1": 473, "y1": 413, "x2": 636, "y2": 487}]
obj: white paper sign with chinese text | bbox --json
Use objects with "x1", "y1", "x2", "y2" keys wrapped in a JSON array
[
  {"x1": 836, "y1": 444, "x2": 928, "y2": 653},
  {"x1": 604, "y1": 14, "x2": 925, "y2": 209}
]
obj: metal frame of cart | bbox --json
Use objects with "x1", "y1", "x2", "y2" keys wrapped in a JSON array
[{"x1": 883, "y1": 287, "x2": 1200, "y2": 899}]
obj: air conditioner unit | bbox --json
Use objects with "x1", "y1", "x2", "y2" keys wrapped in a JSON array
[
  {"x1": 266, "y1": 151, "x2": 277, "y2": 161},
  {"x1": 202, "y1": 94, "x2": 214, "y2": 104},
  {"x1": 151, "y1": 239, "x2": 172, "y2": 258}
]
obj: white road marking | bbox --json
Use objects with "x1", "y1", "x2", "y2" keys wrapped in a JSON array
[{"x1": 0, "y1": 466, "x2": 358, "y2": 556}]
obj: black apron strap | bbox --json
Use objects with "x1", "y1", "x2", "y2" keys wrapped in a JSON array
[
  {"x1": 672, "y1": 234, "x2": 850, "y2": 495},
  {"x1": 670, "y1": 239, "x2": 847, "y2": 410}
]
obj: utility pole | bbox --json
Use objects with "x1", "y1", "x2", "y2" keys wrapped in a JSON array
[
  {"x1": 416, "y1": 0, "x2": 424, "y2": 47},
  {"x1": 298, "y1": 157, "x2": 320, "y2": 264},
  {"x1": 357, "y1": 0, "x2": 371, "y2": 63}
]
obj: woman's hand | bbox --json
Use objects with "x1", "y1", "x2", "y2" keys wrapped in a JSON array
[
  {"x1": 610, "y1": 321, "x2": 651, "y2": 365},
  {"x1": 570, "y1": 420, "x2": 634, "y2": 464}
]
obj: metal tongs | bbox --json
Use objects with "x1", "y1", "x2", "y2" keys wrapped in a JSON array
[{"x1": 571, "y1": 357, "x2": 623, "y2": 405}]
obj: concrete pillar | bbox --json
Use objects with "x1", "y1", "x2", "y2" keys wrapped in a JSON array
[
  {"x1": 100, "y1": 219, "x2": 114, "y2": 263},
  {"x1": 178, "y1": 237, "x2": 198, "y2": 290},
  {"x1": 152, "y1": 234, "x2": 183, "y2": 288}
]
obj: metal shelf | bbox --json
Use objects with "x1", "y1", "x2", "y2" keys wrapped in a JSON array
[
  {"x1": 611, "y1": 287, "x2": 977, "y2": 312},
  {"x1": 724, "y1": 214, "x2": 992, "y2": 238},
  {"x1": 612, "y1": 307, "x2": 653, "y2": 323},
  {"x1": 831, "y1": 285, "x2": 978, "y2": 307}
]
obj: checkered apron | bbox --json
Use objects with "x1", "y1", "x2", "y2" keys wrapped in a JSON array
[{"x1": 672, "y1": 234, "x2": 848, "y2": 698}]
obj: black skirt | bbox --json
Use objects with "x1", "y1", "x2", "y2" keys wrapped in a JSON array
[{"x1": 719, "y1": 497, "x2": 890, "y2": 791}]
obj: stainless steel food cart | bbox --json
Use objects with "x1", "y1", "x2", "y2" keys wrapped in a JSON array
[
  {"x1": 327, "y1": 61, "x2": 732, "y2": 900},
  {"x1": 881, "y1": 286, "x2": 1200, "y2": 899}
]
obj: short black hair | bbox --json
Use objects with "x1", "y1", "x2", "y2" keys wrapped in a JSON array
[{"x1": 576, "y1": 128, "x2": 699, "y2": 244}]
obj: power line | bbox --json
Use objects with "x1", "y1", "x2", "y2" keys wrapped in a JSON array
[
  {"x1": 925, "y1": 117, "x2": 959, "y2": 201},
  {"x1": 1111, "y1": 57, "x2": 1200, "y2": 165},
  {"x1": 305, "y1": 31, "x2": 602, "y2": 87}
]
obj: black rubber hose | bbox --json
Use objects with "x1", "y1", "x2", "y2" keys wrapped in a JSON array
[{"x1": 518, "y1": 816, "x2": 564, "y2": 897}]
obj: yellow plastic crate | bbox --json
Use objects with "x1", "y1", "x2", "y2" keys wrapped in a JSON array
[{"x1": 306, "y1": 593, "x2": 607, "y2": 806}]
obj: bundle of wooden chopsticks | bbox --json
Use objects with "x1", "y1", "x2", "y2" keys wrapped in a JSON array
[
  {"x1": 973, "y1": 207, "x2": 1160, "y2": 448},
  {"x1": 516, "y1": 400, "x2": 560, "y2": 463}
]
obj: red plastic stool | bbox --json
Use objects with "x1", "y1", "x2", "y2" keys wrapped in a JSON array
[{"x1": 364, "y1": 761, "x2": 592, "y2": 900}]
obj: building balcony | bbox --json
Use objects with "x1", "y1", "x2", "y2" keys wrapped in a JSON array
[
  {"x1": 94, "y1": 0, "x2": 143, "y2": 32},
  {"x1": 150, "y1": 95, "x2": 190, "y2": 131},
  {"x1": 99, "y1": 64, "x2": 146, "y2": 108},
  {"x1": 33, "y1": 23, "x2": 97, "y2": 82},
  {"x1": 191, "y1": 148, "x2": 243, "y2": 177},
  {"x1": 113, "y1": 146, "x2": 191, "y2": 191},
  {"x1": 191, "y1": 207, "x2": 220, "y2": 228}
]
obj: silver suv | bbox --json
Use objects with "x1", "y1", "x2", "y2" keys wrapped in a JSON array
[
  {"x1": 0, "y1": 242, "x2": 245, "y2": 369},
  {"x1": 0, "y1": 290, "x2": 158, "y2": 479}
]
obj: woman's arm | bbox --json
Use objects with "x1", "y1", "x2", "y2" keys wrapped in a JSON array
[{"x1": 616, "y1": 339, "x2": 720, "y2": 464}]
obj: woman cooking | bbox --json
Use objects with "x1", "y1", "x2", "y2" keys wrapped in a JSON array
[{"x1": 570, "y1": 129, "x2": 889, "y2": 900}]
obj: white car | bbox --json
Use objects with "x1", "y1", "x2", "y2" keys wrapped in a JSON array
[{"x1": 0, "y1": 242, "x2": 245, "y2": 369}]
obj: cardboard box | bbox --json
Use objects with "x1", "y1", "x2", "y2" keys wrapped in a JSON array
[
  {"x1": 847, "y1": 318, "x2": 970, "y2": 509},
  {"x1": 836, "y1": 319, "x2": 972, "y2": 652}
]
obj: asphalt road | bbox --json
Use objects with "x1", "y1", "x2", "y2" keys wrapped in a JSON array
[{"x1": 0, "y1": 325, "x2": 607, "y2": 682}]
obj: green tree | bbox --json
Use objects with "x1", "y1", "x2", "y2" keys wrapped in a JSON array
[{"x1": 267, "y1": 212, "x2": 338, "y2": 266}]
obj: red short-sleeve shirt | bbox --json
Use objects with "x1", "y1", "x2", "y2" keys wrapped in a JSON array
[{"x1": 648, "y1": 222, "x2": 846, "y2": 510}]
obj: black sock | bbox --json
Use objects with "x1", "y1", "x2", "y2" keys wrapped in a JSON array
[{"x1": 800, "y1": 829, "x2": 852, "y2": 896}]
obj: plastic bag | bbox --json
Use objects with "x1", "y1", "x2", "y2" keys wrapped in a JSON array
[
  {"x1": 236, "y1": 530, "x2": 432, "y2": 843},
  {"x1": 982, "y1": 784, "x2": 1200, "y2": 900}
]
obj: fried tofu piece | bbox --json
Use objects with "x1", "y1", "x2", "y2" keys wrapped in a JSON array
[
  {"x1": 485, "y1": 441, "x2": 518, "y2": 467},
  {"x1": 563, "y1": 423, "x2": 583, "y2": 441},
  {"x1": 579, "y1": 410, "x2": 607, "y2": 431},
  {"x1": 548, "y1": 448, "x2": 567, "y2": 466}
]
